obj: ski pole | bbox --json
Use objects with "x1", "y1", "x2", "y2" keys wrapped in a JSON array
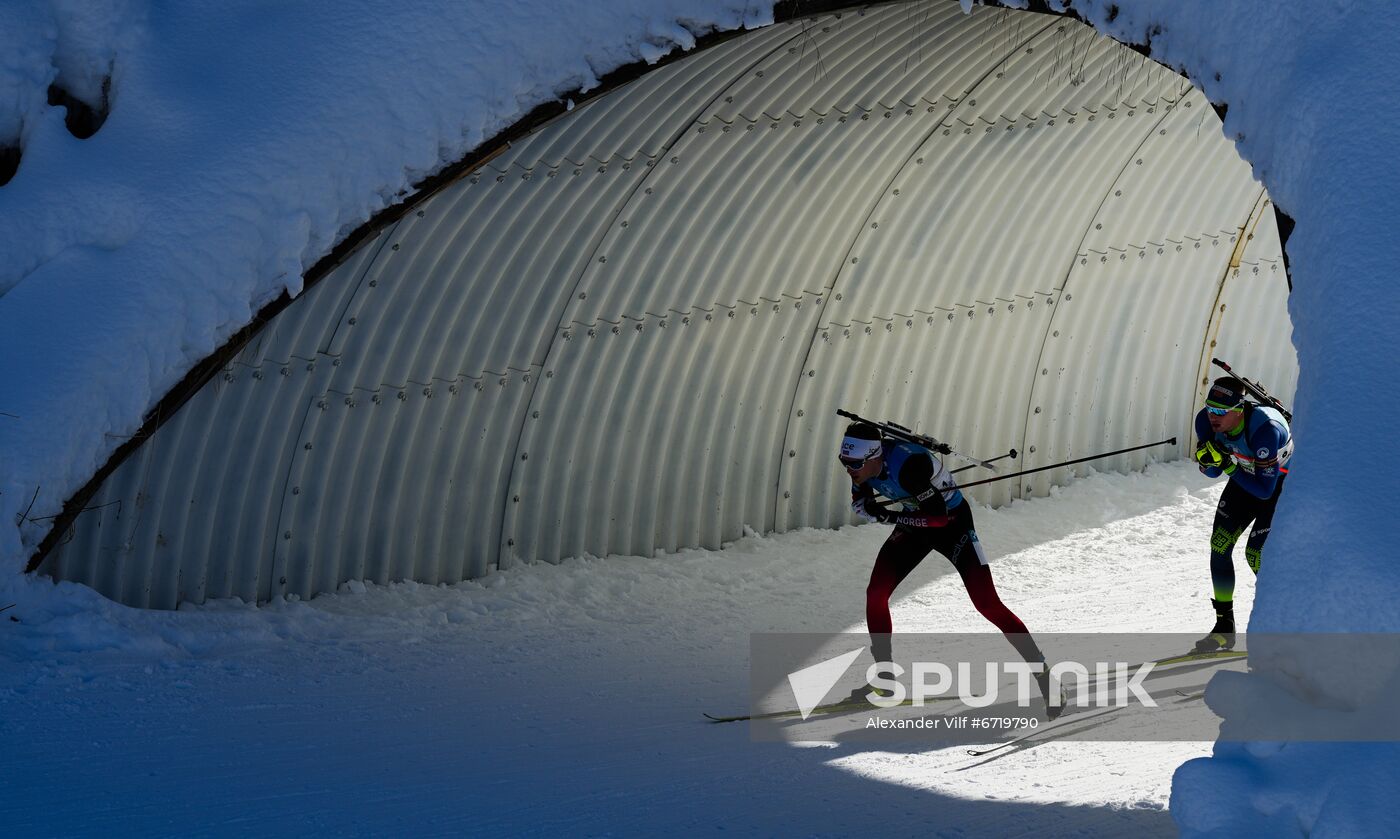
[
  {"x1": 837, "y1": 409, "x2": 1010, "y2": 471},
  {"x1": 952, "y1": 449, "x2": 1018, "y2": 474},
  {"x1": 1210, "y1": 358, "x2": 1292, "y2": 422},
  {"x1": 953, "y1": 438, "x2": 1178, "y2": 491}
]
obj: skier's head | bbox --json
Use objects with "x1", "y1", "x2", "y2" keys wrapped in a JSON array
[
  {"x1": 839, "y1": 421, "x2": 884, "y2": 479},
  {"x1": 1205, "y1": 377, "x2": 1247, "y2": 433}
]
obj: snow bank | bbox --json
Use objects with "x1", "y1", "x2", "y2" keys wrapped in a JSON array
[{"x1": 0, "y1": 0, "x2": 770, "y2": 570}]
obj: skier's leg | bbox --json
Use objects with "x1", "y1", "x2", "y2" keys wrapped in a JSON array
[
  {"x1": 866, "y1": 527, "x2": 933, "y2": 663},
  {"x1": 1243, "y1": 474, "x2": 1286, "y2": 576},
  {"x1": 1209, "y1": 481, "x2": 1254, "y2": 602}
]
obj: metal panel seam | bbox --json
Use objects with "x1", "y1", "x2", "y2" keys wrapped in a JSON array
[
  {"x1": 773, "y1": 15, "x2": 1059, "y2": 521},
  {"x1": 1015, "y1": 101, "x2": 1184, "y2": 497}
]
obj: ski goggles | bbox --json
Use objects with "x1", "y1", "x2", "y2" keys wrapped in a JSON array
[
  {"x1": 838, "y1": 436, "x2": 882, "y2": 469},
  {"x1": 1205, "y1": 405, "x2": 1242, "y2": 416}
]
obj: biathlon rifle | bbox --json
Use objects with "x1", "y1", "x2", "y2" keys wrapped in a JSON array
[{"x1": 1211, "y1": 358, "x2": 1293, "y2": 422}]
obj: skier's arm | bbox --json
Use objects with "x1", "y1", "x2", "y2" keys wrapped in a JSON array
[
  {"x1": 1230, "y1": 421, "x2": 1287, "y2": 499},
  {"x1": 888, "y1": 454, "x2": 953, "y2": 528}
]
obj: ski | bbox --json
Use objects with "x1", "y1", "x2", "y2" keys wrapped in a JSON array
[
  {"x1": 1150, "y1": 648, "x2": 1246, "y2": 668},
  {"x1": 704, "y1": 694, "x2": 956, "y2": 724},
  {"x1": 964, "y1": 703, "x2": 1127, "y2": 756}
]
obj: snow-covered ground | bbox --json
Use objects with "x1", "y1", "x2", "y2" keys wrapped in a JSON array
[{"x1": 1, "y1": 462, "x2": 1243, "y2": 836}]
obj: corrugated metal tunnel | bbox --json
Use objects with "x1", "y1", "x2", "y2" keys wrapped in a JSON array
[{"x1": 39, "y1": 2, "x2": 1297, "y2": 608}]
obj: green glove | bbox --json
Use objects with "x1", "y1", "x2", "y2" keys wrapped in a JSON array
[{"x1": 1193, "y1": 441, "x2": 1223, "y2": 469}]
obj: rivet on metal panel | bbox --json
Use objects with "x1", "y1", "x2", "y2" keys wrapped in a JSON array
[
  {"x1": 756, "y1": 70, "x2": 764, "y2": 77},
  {"x1": 1158, "y1": 248, "x2": 1164, "y2": 254},
  {"x1": 725, "y1": 95, "x2": 733, "y2": 103},
  {"x1": 861, "y1": 114, "x2": 869, "y2": 121},
  {"x1": 892, "y1": 189, "x2": 900, "y2": 196},
  {"x1": 514, "y1": 495, "x2": 521, "y2": 503},
  {"x1": 1210, "y1": 340, "x2": 1217, "y2": 347},
  {"x1": 532, "y1": 410, "x2": 540, "y2": 419},
  {"x1": 1029, "y1": 446, "x2": 1037, "y2": 453},
  {"x1": 749, "y1": 307, "x2": 757, "y2": 315},
  {"x1": 471, "y1": 178, "x2": 479, "y2": 184},
  {"x1": 772, "y1": 304, "x2": 780, "y2": 312},
  {"x1": 1114, "y1": 190, "x2": 1122, "y2": 197},
  {"x1": 671, "y1": 156, "x2": 679, "y2": 163},
  {"x1": 284, "y1": 532, "x2": 291, "y2": 540},
  {"x1": 348, "y1": 317, "x2": 357, "y2": 325},
  {"x1": 843, "y1": 328, "x2": 850, "y2": 337},
  {"x1": 399, "y1": 391, "x2": 407, "y2": 400},
  {"x1": 1136, "y1": 158, "x2": 1144, "y2": 164},
  {"x1": 496, "y1": 175, "x2": 504, "y2": 183},
  {"x1": 620, "y1": 220, "x2": 629, "y2": 228},
  {"x1": 884, "y1": 112, "x2": 891, "y2": 119},
  {"x1": 424, "y1": 388, "x2": 433, "y2": 397},
  {"x1": 794, "y1": 121, "x2": 801, "y2": 128},
  {"x1": 368, "y1": 280, "x2": 378, "y2": 287},
  {"x1": 986, "y1": 126, "x2": 993, "y2": 133},
  {"x1": 1068, "y1": 117, "x2": 1075, "y2": 124},
  {"x1": 1220, "y1": 304, "x2": 1226, "y2": 311},
  {"x1": 944, "y1": 129, "x2": 950, "y2": 136},
  {"x1": 835, "y1": 293, "x2": 842, "y2": 301},
  {"x1": 449, "y1": 385, "x2": 458, "y2": 394},
  {"x1": 726, "y1": 311, "x2": 735, "y2": 319},
  {"x1": 318, "y1": 399, "x2": 327, "y2": 409},
  {"x1": 372, "y1": 394, "x2": 382, "y2": 404},
  {"x1": 1081, "y1": 258, "x2": 1087, "y2": 265},
  {"x1": 816, "y1": 118, "x2": 823, "y2": 125},
  {"x1": 522, "y1": 173, "x2": 531, "y2": 180},
  {"x1": 474, "y1": 382, "x2": 483, "y2": 390},
  {"x1": 635, "y1": 323, "x2": 644, "y2": 331},
  {"x1": 1034, "y1": 407, "x2": 1041, "y2": 414},
  {"x1": 906, "y1": 319, "x2": 912, "y2": 327},
  {"x1": 598, "y1": 256, "x2": 606, "y2": 263},
  {"x1": 1212, "y1": 239, "x2": 1218, "y2": 246},
  {"x1": 1194, "y1": 242, "x2": 1201, "y2": 249},
  {"x1": 223, "y1": 372, "x2": 233, "y2": 382},
  {"x1": 546, "y1": 370, "x2": 553, "y2": 378},
  {"x1": 344, "y1": 397, "x2": 353, "y2": 406},
  {"x1": 1120, "y1": 254, "x2": 1127, "y2": 261},
  {"x1": 807, "y1": 370, "x2": 815, "y2": 377},
  {"x1": 304, "y1": 442, "x2": 313, "y2": 450},
  {"x1": 697, "y1": 127, "x2": 706, "y2": 134},
  {"x1": 964, "y1": 127, "x2": 971, "y2": 135},
  {"x1": 705, "y1": 314, "x2": 713, "y2": 321},
  {"x1": 1053, "y1": 330, "x2": 1060, "y2": 337},
  {"x1": 1230, "y1": 236, "x2": 1236, "y2": 243},
  {"x1": 498, "y1": 377, "x2": 507, "y2": 386},
  {"x1": 1185, "y1": 101, "x2": 1192, "y2": 108},
  {"x1": 613, "y1": 325, "x2": 621, "y2": 333},
  {"x1": 926, "y1": 317, "x2": 933, "y2": 324},
  {"x1": 252, "y1": 370, "x2": 262, "y2": 380},
  {"x1": 947, "y1": 313, "x2": 954, "y2": 321},
  {"x1": 969, "y1": 100, "x2": 977, "y2": 106},
  {"x1": 574, "y1": 169, "x2": 581, "y2": 175},
  {"x1": 1047, "y1": 121, "x2": 1054, "y2": 127},
  {"x1": 682, "y1": 317, "x2": 690, "y2": 325},
  {"x1": 292, "y1": 487, "x2": 300, "y2": 495},
  {"x1": 996, "y1": 73, "x2": 1004, "y2": 79},
  {"x1": 987, "y1": 308, "x2": 994, "y2": 315},
  {"x1": 1129, "y1": 111, "x2": 1135, "y2": 117},
  {"x1": 885, "y1": 323, "x2": 893, "y2": 332},
  {"x1": 746, "y1": 124, "x2": 754, "y2": 131},
  {"x1": 508, "y1": 539, "x2": 515, "y2": 547},
  {"x1": 659, "y1": 319, "x2": 667, "y2": 328},
  {"x1": 281, "y1": 367, "x2": 289, "y2": 376},
  {"x1": 563, "y1": 331, "x2": 571, "y2": 340},
  {"x1": 864, "y1": 326, "x2": 872, "y2": 334},
  {"x1": 850, "y1": 257, "x2": 858, "y2": 264},
  {"x1": 797, "y1": 409, "x2": 805, "y2": 417},
  {"x1": 597, "y1": 166, "x2": 606, "y2": 174},
  {"x1": 1027, "y1": 301, "x2": 1034, "y2": 308},
  {"x1": 784, "y1": 491, "x2": 792, "y2": 499},
  {"x1": 1233, "y1": 269, "x2": 1239, "y2": 277},
  {"x1": 789, "y1": 450, "x2": 796, "y2": 457},
  {"x1": 306, "y1": 363, "x2": 315, "y2": 372},
  {"x1": 1253, "y1": 266, "x2": 1260, "y2": 274},
  {"x1": 1106, "y1": 113, "x2": 1112, "y2": 119},
  {"x1": 1065, "y1": 294, "x2": 1072, "y2": 301},
  {"x1": 905, "y1": 109, "x2": 912, "y2": 116},
  {"x1": 521, "y1": 453, "x2": 528, "y2": 461},
  {"x1": 332, "y1": 358, "x2": 341, "y2": 366},
  {"x1": 1042, "y1": 369, "x2": 1048, "y2": 375}
]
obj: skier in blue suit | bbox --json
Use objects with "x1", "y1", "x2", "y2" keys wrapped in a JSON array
[{"x1": 1191, "y1": 376, "x2": 1294, "y2": 652}]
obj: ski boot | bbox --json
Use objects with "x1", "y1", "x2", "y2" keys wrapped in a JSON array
[
  {"x1": 1034, "y1": 666, "x2": 1068, "y2": 721},
  {"x1": 842, "y1": 663, "x2": 898, "y2": 706},
  {"x1": 1193, "y1": 598, "x2": 1236, "y2": 653}
]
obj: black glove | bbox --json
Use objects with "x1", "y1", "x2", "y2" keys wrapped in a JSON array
[{"x1": 860, "y1": 496, "x2": 895, "y2": 523}]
